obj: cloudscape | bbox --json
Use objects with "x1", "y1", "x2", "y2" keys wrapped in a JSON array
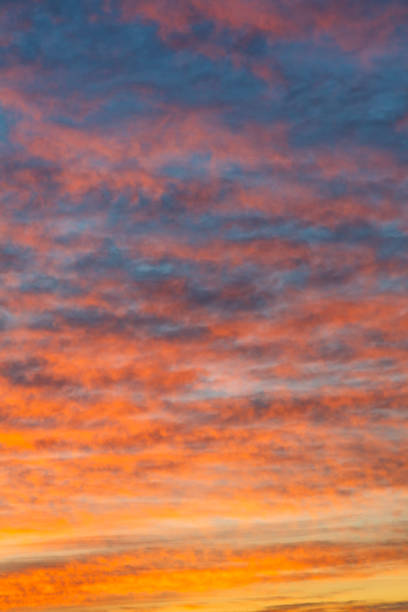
[{"x1": 0, "y1": 1, "x2": 407, "y2": 610}]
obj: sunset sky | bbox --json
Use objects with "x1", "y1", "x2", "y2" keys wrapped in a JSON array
[{"x1": 0, "y1": 1, "x2": 408, "y2": 610}]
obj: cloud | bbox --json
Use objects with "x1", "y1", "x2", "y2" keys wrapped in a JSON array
[{"x1": 0, "y1": 1, "x2": 407, "y2": 611}]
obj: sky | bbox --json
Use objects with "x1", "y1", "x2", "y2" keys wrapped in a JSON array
[{"x1": 0, "y1": 0, "x2": 408, "y2": 610}]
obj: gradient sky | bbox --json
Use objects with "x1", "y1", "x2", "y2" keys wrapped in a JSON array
[{"x1": 0, "y1": 1, "x2": 408, "y2": 611}]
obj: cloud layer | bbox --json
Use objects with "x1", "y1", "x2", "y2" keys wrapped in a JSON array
[{"x1": 0, "y1": 1, "x2": 407, "y2": 610}]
